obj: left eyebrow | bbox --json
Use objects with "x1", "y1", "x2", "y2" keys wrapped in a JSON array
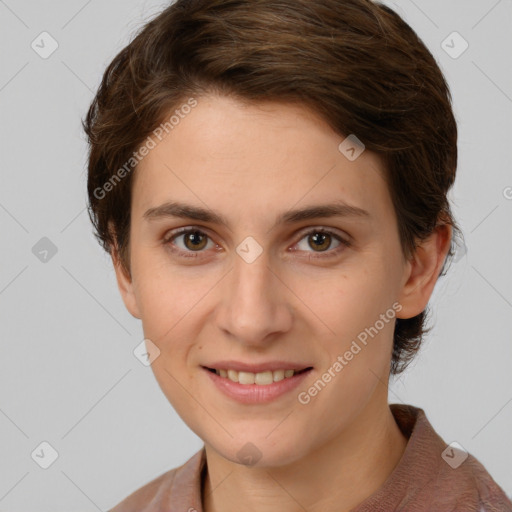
[
  {"x1": 278, "y1": 202, "x2": 371, "y2": 224},
  {"x1": 142, "y1": 200, "x2": 371, "y2": 230}
]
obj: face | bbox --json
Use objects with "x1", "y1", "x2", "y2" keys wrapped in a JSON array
[{"x1": 113, "y1": 93, "x2": 439, "y2": 467}]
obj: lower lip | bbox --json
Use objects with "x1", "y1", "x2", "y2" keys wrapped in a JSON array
[{"x1": 202, "y1": 367, "x2": 313, "y2": 404}]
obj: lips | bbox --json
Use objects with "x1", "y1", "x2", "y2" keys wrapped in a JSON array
[{"x1": 202, "y1": 364, "x2": 313, "y2": 403}]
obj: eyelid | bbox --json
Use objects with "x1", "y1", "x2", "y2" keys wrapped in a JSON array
[
  {"x1": 295, "y1": 225, "x2": 349, "y2": 242},
  {"x1": 163, "y1": 225, "x2": 213, "y2": 242}
]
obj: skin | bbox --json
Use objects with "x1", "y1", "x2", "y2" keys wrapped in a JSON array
[{"x1": 112, "y1": 93, "x2": 452, "y2": 512}]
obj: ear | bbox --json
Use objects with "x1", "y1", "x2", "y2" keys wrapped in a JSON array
[
  {"x1": 396, "y1": 223, "x2": 452, "y2": 319},
  {"x1": 109, "y1": 227, "x2": 141, "y2": 320}
]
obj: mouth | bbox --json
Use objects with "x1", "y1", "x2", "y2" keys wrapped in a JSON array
[
  {"x1": 202, "y1": 366, "x2": 313, "y2": 386},
  {"x1": 201, "y1": 364, "x2": 314, "y2": 404}
]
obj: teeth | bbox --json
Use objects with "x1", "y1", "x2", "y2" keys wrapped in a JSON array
[
  {"x1": 239, "y1": 371, "x2": 256, "y2": 385},
  {"x1": 273, "y1": 369, "x2": 285, "y2": 382},
  {"x1": 213, "y1": 368, "x2": 301, "y2": 385}
]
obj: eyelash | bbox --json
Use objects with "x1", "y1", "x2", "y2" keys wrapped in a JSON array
[{"x1": 162, "y1": 227, "x2": 352, "y2": 260}]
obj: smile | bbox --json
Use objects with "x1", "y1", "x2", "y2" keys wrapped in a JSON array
[
  {"x1": 206, "y1": 367, "x2": 311, "y2": 385},
  {"x1": 202, "y1": 366, "x2": 314, "y2": 404}
]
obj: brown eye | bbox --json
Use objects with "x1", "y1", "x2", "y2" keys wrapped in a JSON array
[
  {"x1": 308, "y1": 232, "x2": 332, "y2": 252},
  {"x1": 164, "y1": 228, "x2": 215, "y2": 256},
  {"x1": 294, "y1": 228, "x2": 351, "y2": 258},
  {"x1": 183, "y1": 230, "x2": 208, "y2": 251}
]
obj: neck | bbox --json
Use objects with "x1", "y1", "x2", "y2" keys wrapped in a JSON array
[{"x1": 202, "y1": 398, "x2": 408, "y2": 512}]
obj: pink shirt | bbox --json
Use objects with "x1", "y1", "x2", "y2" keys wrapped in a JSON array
[{"x1": 109, "y1": 404, "x2": 512, "y2": 511}]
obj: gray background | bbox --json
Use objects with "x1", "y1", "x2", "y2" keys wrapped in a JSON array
[{"x1": 0, "y1": 0, "x2": 511, "y2": 509}]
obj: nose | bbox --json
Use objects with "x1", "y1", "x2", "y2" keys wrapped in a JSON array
[{"x1": 215, "y1": 248, "x2": 293, "y2": 347}]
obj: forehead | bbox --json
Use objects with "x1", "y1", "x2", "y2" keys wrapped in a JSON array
[{"x1": 131, "y1": 94, "x2": 392, "y2": 227}]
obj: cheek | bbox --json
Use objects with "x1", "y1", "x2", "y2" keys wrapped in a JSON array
[
  {"x1": 293, "y1": 263, "x2": 396, "y2": 377},
  {"x1": 132, "y1": 252, "x2": 202, "y2": 335},
  {"x1": 133, "y1": 267, "x2": 213, "y2": 374},
  {"x1": 293, "y1": 263, "x2": 391, "y2": 335}
]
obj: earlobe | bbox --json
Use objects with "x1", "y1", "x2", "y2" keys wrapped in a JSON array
[
  {"x1": 111, "y1": 244, "x2": 142, "y2": 320},
  {"x1": 396, "y1": 224, "x2": 452, "y2": 319}
]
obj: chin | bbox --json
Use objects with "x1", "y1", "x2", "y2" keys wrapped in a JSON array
[{"x1": 209, "y1": 434, "x2": 307, "y2": 469}]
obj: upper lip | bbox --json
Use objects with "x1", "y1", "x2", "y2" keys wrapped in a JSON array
[{"x1": 203, "y1": 361, "x2": 313, "y2": 373}]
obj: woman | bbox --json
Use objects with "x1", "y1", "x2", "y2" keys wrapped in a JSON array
[{"x1": 83, "y1": 0, "x2": 512, "y2": 510}]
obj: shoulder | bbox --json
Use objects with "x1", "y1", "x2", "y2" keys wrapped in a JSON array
[
  {"x1": 107, "y1": 447, "x2": 206, "y2": 512},
  {"x1": 431, "y1": 451, "x2": 512, "y2": 511},
  {"x1": 374, "y1": 404, "x2": 512, "y2": 511}
]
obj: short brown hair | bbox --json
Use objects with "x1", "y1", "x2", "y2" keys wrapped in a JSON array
[{"x1": 83, "y1": 0, "x2": 463, "y2": 375}]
